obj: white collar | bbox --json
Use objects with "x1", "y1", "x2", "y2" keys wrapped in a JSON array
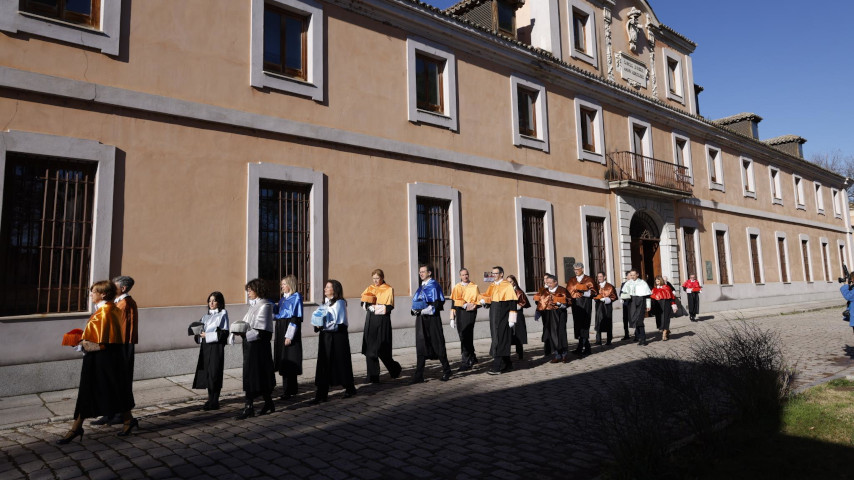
[
  {"x1": 283, "y1": 292, "x2": 292, "y2": 299},
  {"x1": 599, "y1": 282, "x2": 606, "y2": 287},
  {"x1": 421, "y1": 278, "x2": 432, "y2": 286},
  {"x1": 576, "y1": 275, "x2": 584, "y2": 281},
  {"x1": 249, "y1": 298, "x2": 259, "y2": 306},
  {"x1": 493, "y1": 278, "x2": 503, "y2": 285},
  {"x1": 209, "y1": 309, "x2": 218, "y2": 314},
  {"x1": 460, "y1": 281, "x2": 469, "y2": 286},
  {"x1": 95, "y1": 300, "x2": 107, "y2": 310},
  {"x1": 548, "y1": 286, "x2": 557, "y2": 293},
  {"x1": 115, "y1": 293, "x2": 128, "y2": 303}
]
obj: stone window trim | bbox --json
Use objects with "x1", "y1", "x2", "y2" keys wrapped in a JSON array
[
  {"x1": 769, "y1": 166, "x2": 783, "y2": 206},
  {"x1": 627, "y1": 116, "x2": 653, "y2": 157},
  {"x1": 746, "y1": 227, "x2": 764, "y2": 285},
  {"x1": 706, "y1": 145, "x2": 724, "y2": 192},
  {"x1": 574, "y1": 96, "x2": 604, "y2": 163},
  {"x1": 799, "y1": 233, "x2": 813, "y2": 283},
  {"x1": 0, "y1": 0, "x2": 122, "y2": 56},
  {"x1": 510, "y1": 74, "x2": 549, "y2": 152},
  {"x1": 662, "y1": 47, "x2": 684, "y2": 104},
  {"x1": 671, "y1": 132, "x2": 693, "y2": 184},
  {"x1": 579, "y1": 205, "x2": 614, "y2": 282},
  {"x1": 514, "y1": 197, "x2": 556, "y2": 292},
  {"x1": 775, "y1": 231, "x2": 791, "y2": 284},
  {"x1": 831, "y1": 188, "x2": 842, "y2": 218},
  {"x1": 0, "y1": 130, "x2": 115, "y2": 316},
  {"x1": 814, "y1": 181, "x2": 825, "y2": 215},
  {"x1": 740, "y1": 156, "x2": 756, "y2": 199},
  {"x1": 793, "y1": 174, "x2": 805, "y2": 210},
  {"x1": 711, "y1": 222, "x2": 732, "y2": 286},
  {"x1": 407, "y1": 183, "x2": 461, "y2": 295},
  {"x1": 820, "y1": 237, "x2": 831, "y2": 282},
  {"x1": 406, "y1": 37, "x2": 458, "y2": 131},
  {"x1": 247, "y1": 162, "x2": 325, "y2": 303},
  {"x1": 568, "y1": 0, "x2": 598, "y2": 67},
  {"x1": 250, "y1": 0, "x2": 324, "y2": 102},
  {"x1": 679, "y1": 218, "x2": 702, "y2": 282},
  {"x1": 838, "y1": 239, "x2": 848, "y2": 278}
]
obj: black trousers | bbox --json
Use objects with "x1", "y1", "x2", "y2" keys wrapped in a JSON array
[
  {"x1": 366, "y1": 349, "x2": 402, "y2": 379},
  {"x1": 245, "y1": 391, "x2": 272, "y2": 407},
  {"x1": 622, "y1": 304, "x2": 631, "y2": 336},
  {"x1": 414, "y1": 355, "x2": 451, "y2": 381},
  {"x1": 655, "y1": 299, "x2": 673, "y2": 331},
  {"x1": 686, "y1": 292, "x2": 700, "y2": 317},
  {"x1": 456, "y1": 311, "x2": 477, "y2": 366},
  {"x1": 281, "y1": 372, "x2": 298, "y2": 395},
  {"x1": 636, "y1": 325, "x2": 647, "y2": 344},
  {"x1": 492, "y1": 355, "x2": 512, "y2": 371}
]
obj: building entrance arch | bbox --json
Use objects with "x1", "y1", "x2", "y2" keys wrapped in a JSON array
[{"x1": 630, "y1": 211, "x2": 661, "y2": 288}]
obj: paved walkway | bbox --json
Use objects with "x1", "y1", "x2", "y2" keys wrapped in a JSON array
[{"x1": 1, "y1": 300, "x2": 853, "y2": 479}]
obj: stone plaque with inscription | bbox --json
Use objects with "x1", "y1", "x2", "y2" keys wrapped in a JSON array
[{"x1": 615, "y1": 52, "x2": 648, "y2": 89}]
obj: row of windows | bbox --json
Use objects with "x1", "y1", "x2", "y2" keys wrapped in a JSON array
[{"x1": 694, "y1": 224, "x2": 845, "y2": 287}]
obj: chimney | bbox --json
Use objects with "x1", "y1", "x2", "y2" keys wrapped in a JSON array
[
  {"x1": 713, "y1": 112, "x2": 762, "y2": 139},
  {"x1": 764, "y1": 135, "x2": 807, "y2": 159}
]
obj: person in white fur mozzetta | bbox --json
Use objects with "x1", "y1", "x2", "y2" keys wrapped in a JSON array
[
  {"x1": 192, "y1": 291, "x2": 230, "y2": 411},
  {"x1": 311, "y1": 279, "x2": 357, "y2": 403},
  {"x1": 235, "y1": 279, "x2": 276, "y2": 420},
  {"x1": 620, "y1": 270, "x2": 652, "y2": 346}
]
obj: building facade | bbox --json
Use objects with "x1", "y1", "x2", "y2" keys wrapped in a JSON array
[{"x1": 0, "y1": 0, "x2": 849, "y2": 394}]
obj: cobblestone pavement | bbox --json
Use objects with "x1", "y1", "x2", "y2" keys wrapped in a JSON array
[{"x1": 2, "y1": 305, "x2": 853, "y2": 479}]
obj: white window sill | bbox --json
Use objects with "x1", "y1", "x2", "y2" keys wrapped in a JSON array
[
  {"x1": 411, "y1": 109, "x2": 456, "y2": 130},
  {"x1": 772, "y1": 198, "x2": 783, "y2": 206},
  {"x1": 743, "y1": 191, "x2": 756, "y2": 199},
  {"x1": 710, "y1": 182, "x2": 725, "y2": 192},
  {"x1": 666, "y1": 90, "x2": 684, "y2": 104},
  {"x1": 571, "y1": 49, "x2": 597, "y2": 67},
  {"x1": 796, "y1": 204, "x2": 806, "y2": 211},
  {"x1": 834, "y1": 213, "x2": 843, "y2": 219},
  {"x1": 580, "y1": 149, "x2": 604, "y2": 164},
  {"x1": 817, "y1": 209, "x2": 825, "y2": 216},
  {"x1": 517, "y1": 134, "x2": 548, "y2": 152},
  {"x1": 256, "y1": 70, "x2": 322, "y2": 101}
]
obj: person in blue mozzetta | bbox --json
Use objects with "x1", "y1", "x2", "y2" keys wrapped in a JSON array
[
  {"x1": 410, "y1": 264, "x2": 452, "y2": 384},
  {"x1": 310, "y1": 279, "x2": 357, "y2": 404},
  {"x1": 274, "y1": 275, "x2": 303, "y2": 401},
  {"x1": 840, "y1": 272, "x2": 854, "y2": 334}
]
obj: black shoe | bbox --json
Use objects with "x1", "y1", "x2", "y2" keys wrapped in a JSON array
[
  {"x1": 517, "y1": 352, "x2": 523, "y2": 360},
  {"x1": 409, "y1": 377, "x2": 425, "y2": 385},
  {"x1": 343, "y1": 389, "x2": 357, "y2": 399},
  {"x1": 259, "y1": 402, "x2": 275, "y2": 415},
  {"x1": 56, "y1": 427, "x2": 84, "y2": 445},
  {"x1": 236, "y1": 406, "x2": 255, "y2": 420},
  {"x1": 605, "y1": 341, "x2": 612, "y2": 345},
  {"x1": 470, "y1": 357, "x2": 479, "y2": 365},
  {"x1": 368, "y1": 375, "x2": 380, "y2": 384},
  {"x1": 117, "y1": 419, "x2": 139, "y2": 437},
  {"x1": 457, "y1": 364, "x2": 471, "y2": 372},
  {"x1": 487, "y1": 369, "x2": 501, "y2": 375},
  {"x1": 90, "y1": 415, "x2": 110, "y2": 426},
  {"x1": 594, "y1": 341, "x2": 602, "y2": 346},
  {"x1": 201, "y1": 402, "x2": 211, "y2": 411},
  {"x1": 390, "y1": 366, "x2": 402, "y2": 379},
  {"x1": 209, "y1": 403, "x2": 220, "y2": 410},
  {"x1": 309, "y1": 397, "x2": 328, "y2": 405},
  {"x1": 279, "y1": 394, "x2": 293, "y2": 401},
  {"x1": 440, "y1": 372, "x2": 451, "y2": 381}
]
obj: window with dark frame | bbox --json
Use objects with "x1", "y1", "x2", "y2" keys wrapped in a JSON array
[
  {"x1": 841, "y1": 244, "x2": 847, "y2": 276},
  {"x1": 517, "y1": 86, "x2": 537, "y2": 137},
  {"x1": 263, "y1": 3, "x2": 308, "y2": 80},
  {"x1": 708, "y1": 148, "x2": 720, "y2": 184},
  {"x1": 683, "y1": 227, "x2": 697, "y2": 278},
  {"x1": 496, "y1": 0, "x2": 515, "y2": 36},
  {"x1": 572, "y1": 10, "x2": 588, "y2": 52},
  {"x1": 749, "y1": 234, "x2": 761, "y2": 284},
  {"x1": 675, "y1": 138, "x2": 686, "y2": 167},
  {"x1": 580, "y1": 107, "x2": 596, "y2": 152},
  {"x1": 771, "y1": 168, "x2": 781, "y2": 199},
  {"x1": 415, "y1": 53, "x2": 444, "y2": 113},
  {"x1": 586, "y1": 216, "x2": 607, "y2": 278},
  {"x1": 715, "y1": 230, "x2": 729, "y2": 284},
  {"x1": 522, "y1": 209, "x2": 546, "y2": 292},
  {"x1": 258, "y1": 180, "x2": 311, "y2": 298},
  {"x1": 20, "y1": 0, "x2": 100, "y2": 28},
  {"x1": 0, "y1": 154, "x2": 96, "y2": 316},
  {"x1": 822, "y1": 242, "x2": 830, "y2": 281},
  {"x1": 801, "y1": 239, "x2": 811, "y2": 282},
  {"x1": 778, "y1": 238, "x2": 789, "y2": 283},
  {"x1": 417, "y1": 197, "x2": 451, "y2": 294},
  {"x1": 667, "y1": 58, "x2": 679, "y2": 94}
]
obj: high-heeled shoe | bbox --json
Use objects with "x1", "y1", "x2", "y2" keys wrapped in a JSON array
[
  {"x1": 236, "y1": 406, "x2": 255, "y2": 420},
  {"x1": 259, "y1": 402, "x2": 275, "y2": 415},
  {"x1": 117, "y1": 418, "x2": 139, "y2": 437},
  {"x1": 56, "y1": 427, "x2": 84, "y2": 445}
]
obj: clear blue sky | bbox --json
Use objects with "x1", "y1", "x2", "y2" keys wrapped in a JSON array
[{"x1": 423, "y1": 0, "x2": 854, "y2": 159}]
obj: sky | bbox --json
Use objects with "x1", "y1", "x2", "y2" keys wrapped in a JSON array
[{"x1": 423, "y1": 0, "x2": 854, "y2": 160}]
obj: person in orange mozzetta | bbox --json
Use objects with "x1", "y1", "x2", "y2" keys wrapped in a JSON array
[
  {"x1": 567, "y1": 263, "x2": 598, "y2": 356},
  {"x1": 360, "y1": 269, "x2": 402, "y2": 383},
  {"x1": 449, "y1": 267, "x2": 482, "y2": 371},
  {"x1": 57, "y1": 281, "x2": 137, "y2": 445}
]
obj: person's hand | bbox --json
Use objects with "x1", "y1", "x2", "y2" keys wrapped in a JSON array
[
  {"x1": 421, "y1": 305, "x2": 435, "y2": 315},
  {"x1": 199, "y1": 332, "x2": 206, "y2": 338},
  {"x1": 603, "y1": 298, "x2": 612, "y2": 305},
  {"x1": 509, "y1": 319, "x2": 516, "y2": 328},
  {"x1": 583, "y1": 290, "x2": 592, "y2": 298},
  {"x1": 285, "y1": 338, "x2": 292, "y2": 346},
  {"x1": 450, "y1": 318, "x2": 456, "y2": 329},
  {"x1": 686, "y1": 288, "x2": 692, "y2": 293},
  {"x1": 368, "y1": 305, "x2": 375, "y2": 313}
]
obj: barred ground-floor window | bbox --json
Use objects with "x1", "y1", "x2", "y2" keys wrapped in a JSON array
[{"x1": 258, "y1": 180, "x2": 312, "y2": 298}]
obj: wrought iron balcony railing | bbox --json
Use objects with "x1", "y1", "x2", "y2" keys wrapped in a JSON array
[{"x1": 606, "y1": 151, "x2": 693, "y2": 197}]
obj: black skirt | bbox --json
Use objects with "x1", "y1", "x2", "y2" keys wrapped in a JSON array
[
  {"x1": 315, "y1": 325, "x2": 355, "y2": 388},
  {"x1": 362, "y1": 311, "x2": 393, "y2": 358},
  {"x1": 274, "y1": 317, "x2": 303, "y2": 376},
  {"x1": 192, "y1": 340, "x2": 225, "y2": 391},
  {"x1": 415, "y1": 313, "x2": 447, "y2": 360},
  {"x1": 242, "y1": 330, "x2": 276, "y2": 394},
  {"x1": 73, "y1": 344, "x2": 135, "y2": 419}
]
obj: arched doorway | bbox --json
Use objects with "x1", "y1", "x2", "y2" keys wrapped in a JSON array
[{"x1": 630, "y1": 211, "x2": 661, "y2": 288}]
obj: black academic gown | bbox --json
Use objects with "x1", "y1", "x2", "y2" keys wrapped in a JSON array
[
  {"x1": 628, "y1": 296, "x2": 647, "y2": 329},
  {"x1": 274, "y1": 316, "x2": 303, "y2": 376},
  {"x1": 415, "y1": 300, "x2": 448, "y2": 360},
  {"x1": 571, "y1": 297, "x2": 593, "y2": 339},
  {"x1": 362, "y1": 307, "x2": 394, "y2": 359},
  {"x1": 316, "y1": 325, "x2": 355, "y2": 389},
  {"x1": 74, "y1": 344, "x2": 135, "y2": 419},
  {"x1": 489, "y1": 299, "x2": 515, "y2": 357},
  {"x1": 544, "y1": 308, "x2": 569, "y2": 353},
  {"x1": 192, "y1": 329, "x2": 229, "y2": 391}
]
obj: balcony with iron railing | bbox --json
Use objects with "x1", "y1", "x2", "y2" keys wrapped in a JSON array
[{"x1": 605, "y1": 151, "x2": 693, "y2": 198}]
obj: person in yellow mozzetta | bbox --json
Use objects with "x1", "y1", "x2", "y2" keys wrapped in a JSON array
[
  {"x1": 360, "y1": 269, "x2": 402, "y2": 383},
  {"x1": 449, "y1": 267, "x2": 482, "y2": 371},
  {"x1": 481, "y1": 266, "x2": 519, "y2": 375}
]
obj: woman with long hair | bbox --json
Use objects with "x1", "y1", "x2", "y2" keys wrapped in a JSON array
[
  {"x1": 360, "y1": 269, "x2": 402, "y2": 383},
  {"x1": 236, "y1": 278, "x2": 276, "y2": 419},
  {"x1": 312, "y1": 279, "x2": 357, "y2": 403},
  {"x1": 57, "y1": 281, "x2": 137, "y2": 444},
  {"x1": 650, "y1": 276, "x2": 675, "y2": 341},
  {"x1": 192, "y1": 291, "x2": 230, "y2": 410}
]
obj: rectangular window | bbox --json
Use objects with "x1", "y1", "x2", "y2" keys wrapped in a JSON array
[
  {"x1": 580, "y1": 107, "x2": 597, "y2": 152},
  {"x1": 417, "y1": 197, "x2": 451, "y2": 294},
  {"x1": 522, "y1": 209, "x2": 546, "y2": 293},
  {"x1": 815, "y1": 182, "x2": 825, "y2": 213},
  {"x1": 263, "y1": 4, "x2": 308, "y2": 80},
  {"x1": 20, "y1": 0, "x2": 100, "y2": 28},
  {"x1": 663, "y1": 48, "x2": 684, "y2": 102},
  {"x1": 496, "y1": 0, "x2": 515, "y2": 36},
  {"x1": 572, "y1": 10, "x2": 588, "y2": 52},
  {"x1": 832, "y1": 188, "x2": 842, "y2": 217},
  {"x1": 672, "y1": 133, "x2": 692, "y2": 180},
  {"x1": 586, "y1": 216, "x2": 607, "y2": 277},
  {"x1": 769, "y1": 167, "x2": 782, "y2": 204},
  {"x1": 415, "y1": 54, "x2": 444, "y2": 113},
  {"x1": 632, "y1": 125, "x2": 647, "y2": 157},
  {"x1": 794, "y1": 175, "x2": 805, "y2": 208},
  {"x1": 716, "y1": 230, "x2": 729, "y2": 284},
  {"x1": 749, "y1": 234, "x2": 761, "y2": 284},
  {"x1": 667, "y1": 58, "x2": 678, "y2": 94},
  {"x1": 821, "y1": 241, "x2": 830, "y2": 282},
  {"x1": 258, "y1": 180, "x2": 312, "y2": 298},
  {"x1": 683, "y1": 227, "x2": 697, "y2": 278},
  {"x1": 802, "y1": 239, "x2": 811, "y2": 282},
  {"x1": 741, "y1": 157, "x2": 755, "y2": 196},
  {"x1": 841, "y1": 244, "x2": 847, "y2": 276},
  {"x1": 517, "y1": 86, "x2": 538, "y2": 137},
  {"x1": 0, "y1": 154, "x2": 96, "y2": 316},
  {"x1": 707, "y1": 147, "x2": 723, "y2": 188},
  {"x1": 778, "y1": 237, "x2": 789, "y2": 283}
]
